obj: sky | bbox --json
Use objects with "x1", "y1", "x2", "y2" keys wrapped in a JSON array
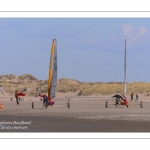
[{"x1": 0, "y1": 18, "x2": 150, "y2": 82}]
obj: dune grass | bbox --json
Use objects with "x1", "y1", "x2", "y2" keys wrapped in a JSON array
[
  {"x1": 1, "y1": 75, "x2": 150, "y2": 97},
  {"x1": 57, "y1": 79, "x2": 150, "y2": 96}
]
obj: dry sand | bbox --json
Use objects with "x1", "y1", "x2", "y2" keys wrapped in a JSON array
[{"x1": 0, "y1": 93, "x2": 150, "y2": 132}]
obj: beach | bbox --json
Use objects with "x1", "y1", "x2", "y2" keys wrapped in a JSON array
[{"x1": 0, "y1": 94, "x2": 150, "y2": 132}]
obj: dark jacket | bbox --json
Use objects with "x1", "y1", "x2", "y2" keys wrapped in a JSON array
[
  {"x1": 15, "y1": 92, "x2": 19, "y2": 98},
  {"x1": 111, "y1": 94, "x2": 122, "y2": 99},
  {"x1": 43, "y1": 95, "x2": 48, "y2": 101}
]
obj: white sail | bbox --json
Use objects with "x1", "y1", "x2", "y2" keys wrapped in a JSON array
[
  {"x1": 48, "y1": 39, "x2": 57, "y2": 99},
  {"x1": 50, "y1": 39, "x2": 57, "y2": 98},
  {"x1": 124, "y1": 39, "x2": 126, "y2": 96}
]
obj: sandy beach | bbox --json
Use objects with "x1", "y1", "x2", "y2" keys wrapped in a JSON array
[{"x1": 0, "y1": 94, "x2": 150, "y2": 132}]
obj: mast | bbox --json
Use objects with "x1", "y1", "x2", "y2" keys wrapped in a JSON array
[{"x1": 124, "y1": 39, "x2": 126, "y2": 96}]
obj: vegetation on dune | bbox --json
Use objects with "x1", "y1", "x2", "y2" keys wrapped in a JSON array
[
  {"x1": 0, "y1": 74, "x2": 150, "y2": 97},
  {"x1": 57, "y1": 78, "x2": 82, "y2": 93},
  {"x1": 57, "y1": 80, "x2": 150, "y2": 96},
  {"x1": 19, "y1": 74, "x2": 38, "y2": 81}
]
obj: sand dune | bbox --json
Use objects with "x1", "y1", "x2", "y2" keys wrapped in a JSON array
[{"x1": 1, "y1": 74, "x2": 150, "y2": 97}]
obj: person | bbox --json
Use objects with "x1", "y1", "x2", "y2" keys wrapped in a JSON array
[
  {"x1": 111, "y1": 93, "x2": 123, "y2": 107},
  {"x1": 15, "y1": 90, "x2": 20, "y2": 105},
  {"x1": 1, "y1": 91, "x2": 4, "y2": 96},
  {"x1": 135, "y1": 94, "x2": 138, "y2": 102},
  {"x1": 43, "y1": 94, "x2": 48, "y2": 108},
  {"x1": 131, "y1": 93, "x2": 133, "y2": 101}
]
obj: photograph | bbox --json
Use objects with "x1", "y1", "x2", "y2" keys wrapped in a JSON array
[{"x1": 0, "y1": 18, "x2": 150, "y2": 133}]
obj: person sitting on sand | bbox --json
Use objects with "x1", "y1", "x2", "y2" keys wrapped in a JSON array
[
  {"x1": 15, "y1": 90, "x2": 20, "y2": 105},
  {"x1": 111, "y1": 93, "x2": 123, "y2": 107},
  {"x1": 43, "y1": 94, "x2": 48, "y2": 108}
]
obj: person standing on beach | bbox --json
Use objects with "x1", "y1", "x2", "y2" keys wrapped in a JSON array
[
  {"x1": 135, "y1": 94, "x2": 138, "y2": 102},
  {"x1": 43, "y1": 94, "x2": 48, "y2": 108},
  {"x1": 111, "y1": 93, "x2": 122, "y2": 107},
  {"x1": 131, "y1": 93, "x2": 133, "y2": 101},
  {"x1": 15, "y1": 90, "x2": 20, "y2": 105}
]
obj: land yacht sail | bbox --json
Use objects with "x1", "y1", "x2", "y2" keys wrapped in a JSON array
[
  {"x1": 120, "y1": 39, "x2": 128, "y2": 107},
  {"x1": 124, "y1": 39, "x2": 126, "y2": 96},
  {"x1": 39, "y1": 39, "x2": 57, "y2": 106},
  {"x1": 48, "y1": 39, "x2": 57, "y2": 102}
]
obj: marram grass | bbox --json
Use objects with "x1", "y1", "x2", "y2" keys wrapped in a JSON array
[{"x1": 1, "y1": 75, "x2": 150, "y2": 96}]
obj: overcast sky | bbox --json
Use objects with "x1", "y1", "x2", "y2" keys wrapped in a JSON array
[{"x1": 0, "y1": 18, "x2": 150, "y2": 82}]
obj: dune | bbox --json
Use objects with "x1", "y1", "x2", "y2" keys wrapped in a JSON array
[{"x1": 1, "y1": 74, "x2": 150, "y2": 98}]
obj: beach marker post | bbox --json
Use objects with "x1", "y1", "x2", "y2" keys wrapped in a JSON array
[
  {"x1": 140, "y1": 101, "x2": 143, "y2": 108},
  {"x1": 32, "y1": 102, "x2": 34, "y2": 109},
  {"x1": 105, "y1": 101, "x2": 108, "y2": 108},
  {"x1": 67, "y1": 99, "x2": 70, "y2": 108}
]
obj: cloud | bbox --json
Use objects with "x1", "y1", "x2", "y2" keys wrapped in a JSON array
[
  {"x1": 122, "y1": 24, "x2": 147, "y2": 45},
  {"x1": 105, "y1": 24, "x2": 149, "y2": 54}
]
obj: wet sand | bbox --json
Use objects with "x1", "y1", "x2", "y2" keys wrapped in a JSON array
[{"x1": 0, "y1": 96, "x2": 150, "y2": 132}]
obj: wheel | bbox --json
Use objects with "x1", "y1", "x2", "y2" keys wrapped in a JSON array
[{"x1": 105, "y1": 101, "x2": 108, "y2": 108}]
